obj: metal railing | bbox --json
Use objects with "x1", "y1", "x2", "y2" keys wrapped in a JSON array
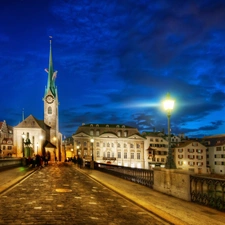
[
  {"x1": 87, "y1": 162, "x2": 225, "y2": 211},
  {"x1": 190, "y1": 175, "x2": 225, "y2": 211},
  {"x1": 95, "y1": 163, "x2": 154, "y2": 188}
]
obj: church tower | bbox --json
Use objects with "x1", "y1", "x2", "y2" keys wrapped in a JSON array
[{"x1": 43, "y1": 38, "x2": 59, "y2": 151}]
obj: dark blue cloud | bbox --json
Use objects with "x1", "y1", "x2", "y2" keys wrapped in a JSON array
[{"x1": 1, "y1": 0, "x2": 225, "y2": 138}]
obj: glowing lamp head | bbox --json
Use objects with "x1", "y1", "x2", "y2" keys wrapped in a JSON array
[
  {"x1": 163, "y1": 93, "x2": 174, "y2": 112},
  {"x1": 22, "y1": 132, "x2": 26, "y2": 139},
  {"x1": 90, "y1": 138, "x2": 94, "y2": 143}
]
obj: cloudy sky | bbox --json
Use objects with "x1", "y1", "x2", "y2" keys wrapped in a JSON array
[{"x1": 1, "y1": 0, "x2": 225, "y2": 138}]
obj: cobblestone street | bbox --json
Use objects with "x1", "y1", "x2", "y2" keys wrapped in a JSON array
[{"x1": 0, "y1": 163, "x2": 168, "y2": 225}]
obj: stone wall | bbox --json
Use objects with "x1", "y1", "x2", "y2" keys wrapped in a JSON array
[{"x1": 153, "y1": 168, "x2": 191, "y2": 201}]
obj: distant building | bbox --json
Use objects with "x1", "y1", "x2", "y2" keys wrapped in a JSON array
[
  {"x1": 202, "y1": 135, "x2": 225, "y2": 174},
  {"x1": 13, "y1": 39, "x2": 62, "y2": 161},
  {"x1": 174, "y1": 140, "x2": 207, "y2": 174},
  {"x1": 142, "y1": 131, "x2": 168, "y2": 169},
  {"x1": 62, "y1": 137, "x2": 74, "y2": 160},
  {"x1": 0, "y1": 120, "x2": 14, "y2": 158},
  {"x1": 72, "y1": 123, "x2": 145, "y2": 168}
]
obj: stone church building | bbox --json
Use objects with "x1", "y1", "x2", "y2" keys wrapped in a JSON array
[{"x1": 13, "y1": 39, "x2": 62, "y2": 161}]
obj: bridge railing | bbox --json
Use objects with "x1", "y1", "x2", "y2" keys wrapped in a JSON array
[
  {"x1": 190, "y1": 175, "x2": 225, "y2": 211},
  {"x1": 0, "y1": 158, "x2": 22, "y2": 170},
  {"x1": 94, "y1": 162, "x2": 154, "y2": 188}
]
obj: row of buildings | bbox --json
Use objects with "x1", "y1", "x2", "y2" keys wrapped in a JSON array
[
  {"x1": 1, "y1": 39, "x2": 224, "y2": 175},
  {"x1": 1, "y1": 114, "x2": 224, "y2": 175},
  {"x1": 62, "y1": 123, "x2": 224, "y2": 175}
]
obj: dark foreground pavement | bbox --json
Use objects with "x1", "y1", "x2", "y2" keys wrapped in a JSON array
[
  {"x1": 0, "y1": 162, "x2": 169, "y2": 225},
  {"x1": 0, "y1": 162, "x2": 225, "y2": 225}
]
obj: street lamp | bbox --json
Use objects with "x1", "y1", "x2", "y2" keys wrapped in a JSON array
[
  {"x1": 90, "y1": 138, "x2": 94, "y2": 161},
  {"x1": 36, "y1": 143, "x2": 39, "y2": 155},
  {"x1": 163, "y1": 93, "x2": 176, "y2": 169},
  {"x1": 76, "y1": 145, "x2": 80, "y2": 156},
  {"x1": 22, "y1": 132, "x2": 26, "y2": 157}
]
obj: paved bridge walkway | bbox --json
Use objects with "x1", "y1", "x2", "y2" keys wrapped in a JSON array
[{"x1": 0, "y1": 162, "x2": 225, "y2": 225}]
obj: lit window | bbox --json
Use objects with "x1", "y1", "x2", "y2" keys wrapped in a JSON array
[
  {"x1": 137, "y1": 153, "x2": 140, "y2": 159},
  {"x1": 131, "y1": 152, "x2": 134, "y2": 159}
]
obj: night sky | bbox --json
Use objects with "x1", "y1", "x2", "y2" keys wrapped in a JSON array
[{"x1": 1, "y1": 0, "x2": 225, "y2": 138}]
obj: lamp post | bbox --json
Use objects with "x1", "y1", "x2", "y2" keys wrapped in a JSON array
[
  {"x1": 36, "y1": 143, "x2": 39, "y2": 155},
  {"x1": 22, "y1": 132, "x2": 26, "y2": 157},
  {"x1": 76, "y1": 145, "x2": 80, "y2": 156},
  {"x1": 90, "y1": 138, "x2": 94, "y2": 169},
  {"x1": 53, "y1": 136, "x2": 57, "y2": 161},
  {"x1": 90, "y1": 138, "x2": 94, "y2": 161},
  {"x1": 163, "y1": 93, "x2": 176, "y2": 169}
]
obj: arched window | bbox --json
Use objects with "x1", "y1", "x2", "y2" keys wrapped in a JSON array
[{"x1": 48, "y1": 106, "x2": 52, "y2": 114}]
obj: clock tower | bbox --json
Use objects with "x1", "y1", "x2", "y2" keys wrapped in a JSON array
[{"x1": 43, "y1": 38, "x2": 59, "y2": 154}]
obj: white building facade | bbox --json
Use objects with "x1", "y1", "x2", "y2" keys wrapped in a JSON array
[
  {"x1": 202, "y1": 135, "x2": 225, "y2": 175},
  {"x1": 72, "y1": 124, "x2": 145, "y2": 168},
  {"x1": 174, "y1": 140, "x2": 207, "y2": 174}
]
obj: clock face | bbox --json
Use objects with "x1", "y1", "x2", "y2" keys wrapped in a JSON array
[{"x1": 46, "y1": 95, "x2": 54, "y2": 104}]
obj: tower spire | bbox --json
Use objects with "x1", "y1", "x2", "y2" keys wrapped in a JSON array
[{"x1": 46, "y1": 36, "x2": 57, "y2": 97}]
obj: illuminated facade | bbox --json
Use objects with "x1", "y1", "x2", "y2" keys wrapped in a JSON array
[
  {"x1": 0, "y1": 120, "x2": 14, "y2": 158},
  {"x1": 13, "y1": 39, "x2": 62, "y2": 161},
  {"x1": 202, "y1": 135, "x2": 225, "y2": 175},
  {"x1": 174, "y1": 140, "x2": 207, "y2": 173},
  {"x1": 72, "y1": 124, "x2": 145, "y2": 168}
]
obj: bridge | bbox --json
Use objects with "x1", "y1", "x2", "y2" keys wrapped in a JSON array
[{"x1": 0, "y1": 161, "x2": 225, "y2": 224}]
